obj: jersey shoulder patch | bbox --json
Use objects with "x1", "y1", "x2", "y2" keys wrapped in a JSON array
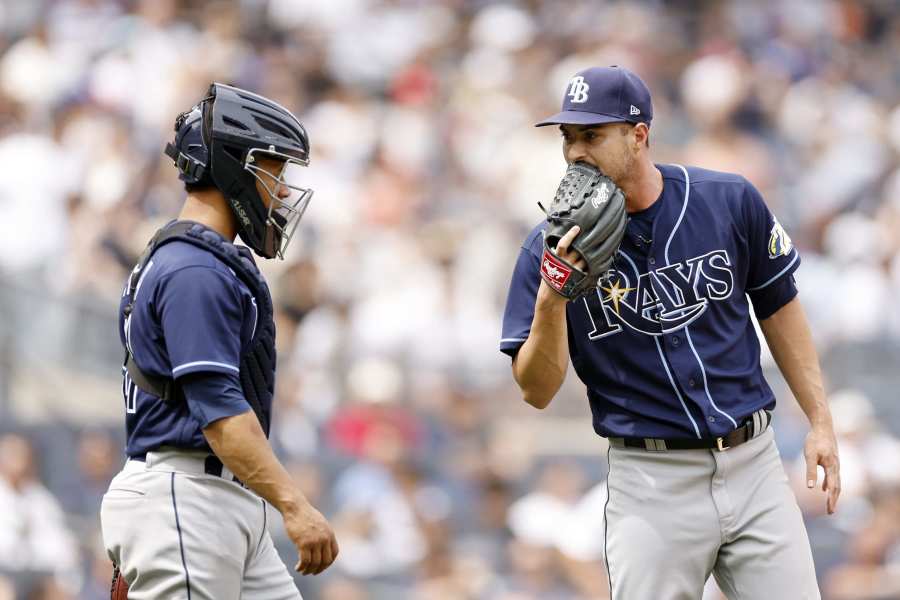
[{"x1": 768, "y1": 216, "x2": 794, "y2": 258}]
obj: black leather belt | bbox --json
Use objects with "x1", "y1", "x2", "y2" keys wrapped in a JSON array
[
  {"x1": 612, "y1": 409, "x2": 771, "y2": 452},
  {"x1": 203, "y1": 455, "x2": 243, "y2": 485}
]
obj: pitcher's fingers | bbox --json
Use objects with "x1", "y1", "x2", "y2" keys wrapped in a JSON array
[
  {"x1": 557, "y1": 225, "x2": 581, "y2": 252},
  {"x1": 296, "y1": 547, "x2": 311, "y2": 572},
  {"x1": 305, "y1": 545, "x2": 322, "y2": 575},
  {"x1": 319, "y1": 544, "x2": 334, "y2": 574},
  {"x1": 825, "y1": 476, "x2": 835, "y2": 514},
  {"x1": 826, "y1": 465, "x2": 841, "y2": 514},
  {"x1": 804, "y1": 454, "x2": 817, "y2": 489}
]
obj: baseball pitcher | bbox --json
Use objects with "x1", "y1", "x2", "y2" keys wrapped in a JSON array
[{"x1": 501, "y1": 66, "x2": 840, "y2": 599}]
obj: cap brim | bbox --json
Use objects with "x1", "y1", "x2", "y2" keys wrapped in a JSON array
[{"x1": 534, "y1": 110, "x2": 628, "y2": 127}]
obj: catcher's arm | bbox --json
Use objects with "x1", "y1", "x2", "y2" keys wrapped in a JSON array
[
  {"x1": 203, "y1": 409, "x2": 339, "y2": 574},
  {"x1": 512, "y1": 226, "x2": 585, "y2": 409}
]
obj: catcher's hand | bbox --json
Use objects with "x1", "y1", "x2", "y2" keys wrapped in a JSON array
[{"x1": 540, "y1": 162, "x2": 627, "y2": 299}]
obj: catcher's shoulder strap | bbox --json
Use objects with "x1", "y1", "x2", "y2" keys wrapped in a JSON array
[{"x1": 122, "y1": 220, "x2": 274, "y2": 434}]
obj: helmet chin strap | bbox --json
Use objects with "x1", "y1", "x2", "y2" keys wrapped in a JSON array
[{"x1": 261, "y1": 221, "x2": 281, "y2": 259}]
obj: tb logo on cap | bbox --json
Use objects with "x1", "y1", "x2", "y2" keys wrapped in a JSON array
[{"x1": 567, "y1": 76, "x2": 589, "y2": 103}]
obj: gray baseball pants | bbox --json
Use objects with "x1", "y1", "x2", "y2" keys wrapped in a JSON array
[
  {"x1": 604, "y1": 425, "x2": 820, "y2": 599},
  {"x1": 100, "y1": 449, "x2": 302, "y2": 600}
]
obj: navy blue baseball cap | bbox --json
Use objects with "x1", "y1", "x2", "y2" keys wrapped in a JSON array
[{"x1": 536, "y1": 66, "x2": 653, "y2": 127}]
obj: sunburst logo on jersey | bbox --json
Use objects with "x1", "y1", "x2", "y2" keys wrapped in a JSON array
[
  {"x1": 768, "y1": 217, "x2": 793, "y2": 259},
  {"x1": 601, "y1": 279, "x2": 635, "y2": 315}
]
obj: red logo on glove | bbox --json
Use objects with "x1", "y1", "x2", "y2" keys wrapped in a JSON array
[{"x1": 541, "y1": 249, "x2": 572, "y2": 291}]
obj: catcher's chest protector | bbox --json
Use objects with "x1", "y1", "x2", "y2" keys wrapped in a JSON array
[{"x1": 122, "y1": 221, "x2": 276, "y2": 435}]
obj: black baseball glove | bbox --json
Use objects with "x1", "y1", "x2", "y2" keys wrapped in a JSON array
[{"x1": 539, "y1": 162, "x2": 628, "y2": 299}]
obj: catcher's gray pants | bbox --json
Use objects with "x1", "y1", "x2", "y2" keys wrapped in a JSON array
[
  {"x1": 604, "y1": 426, "x2": 820, "y2": 599},
  {"x1": 100, "y1": 449, "x2": 302, "y2": 600}
]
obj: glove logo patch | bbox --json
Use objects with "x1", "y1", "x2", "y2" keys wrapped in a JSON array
[
  {"x1": 768, "y1": 217, "x2": 793, "y2": 259},
  {"x1": 567, "y1": 76, "x2": 590, "y2": 103},
  {"x1": 591, "y1": 183, "x2": 610, "y2": 208},
  {"x1": 541, "y1": 250, "x2": 572, "y2": 291}
]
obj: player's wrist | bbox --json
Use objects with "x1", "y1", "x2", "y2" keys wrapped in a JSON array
[
  {"x1": 809, "y1": 417, "x2": 834, "y2": 435},
  {"x1": 805, "y1": 400, "x2": 834, "y2": 431},
  {"x1": 272, "y1": 490, "x2": 311, "y2": 515},
  {"x1": 536, "y1": 280, "x2": 570, "y2": 306}
]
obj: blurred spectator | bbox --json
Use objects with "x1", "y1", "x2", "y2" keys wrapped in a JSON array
[
  {"x1": 824, "y1": 491, "x2": 900, "y2": 599},
  {"x1": 0, "y1": 433, "x2": 79, "y2": 587}
]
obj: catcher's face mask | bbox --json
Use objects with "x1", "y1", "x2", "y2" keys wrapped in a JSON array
[{"x1": 244, "y1": 147, "x2": 313, "y2": 259}]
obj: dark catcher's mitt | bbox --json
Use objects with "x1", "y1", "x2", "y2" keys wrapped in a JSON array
[{"x1": 539, "y1": 162, "x2": 627, "y2": 299}]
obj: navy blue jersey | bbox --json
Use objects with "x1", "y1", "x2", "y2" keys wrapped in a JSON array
[
  {"x1": 118, "y1": 237, "x2": 262, "y2": 457},
  {"x1": 501, "y1": 164, "x2": 800, "y2": 439}
]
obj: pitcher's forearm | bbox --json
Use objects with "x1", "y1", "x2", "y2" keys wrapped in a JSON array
[
  {"x1": 760, "y1": 298, "x2": 831, "y2": 428},
  {"x1": 513, "y1": 283, "x2": 570, "y2": 408}
]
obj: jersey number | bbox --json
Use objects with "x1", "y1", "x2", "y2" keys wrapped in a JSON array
[{"x1": 122, "y1": 370, "x2": 137, "y2": 414}]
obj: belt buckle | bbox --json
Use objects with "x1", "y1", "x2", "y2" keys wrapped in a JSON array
[{"x1": 716, "y1": 437, "x2": 730, "y2": 452}]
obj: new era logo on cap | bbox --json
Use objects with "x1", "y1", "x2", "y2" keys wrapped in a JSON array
[{"x1": 536, "y1": 66, "x2": 653, "y2": 128}]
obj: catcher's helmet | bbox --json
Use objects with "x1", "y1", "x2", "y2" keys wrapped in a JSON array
[{"x1": 165, "y1": 83, "x2": 312, "y2": 259}]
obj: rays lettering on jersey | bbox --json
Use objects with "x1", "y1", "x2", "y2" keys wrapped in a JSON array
[{"x1": 583, "y1": 249, "x2": 734, "y2": 339}]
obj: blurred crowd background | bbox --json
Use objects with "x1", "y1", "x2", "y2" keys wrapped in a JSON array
[{"x1": 1, "y1": 0, "x2": 899, "y2": 598}]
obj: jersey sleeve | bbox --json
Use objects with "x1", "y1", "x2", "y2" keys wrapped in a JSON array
[
  {"x1": 500, "y1": 230, "x2": 543, "y2": 358},
  {"x1": 748, "y1": 274, "x2": 798, "y2": 320},
  {"x1": 180, "y1": 370, "x2": 251, "y2": 429},
  {"x1": 743, "y1": 181, "x2": 800, "y2": 294},
  {"x1": 156, "y1": 266, "x2": 244, "y2": 379}
]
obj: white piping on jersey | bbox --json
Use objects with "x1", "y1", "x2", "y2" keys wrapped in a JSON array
[
  {"x1": 500, "y1": 337, "x2": 527, "y2": 343},
  {"x1": 617, "y1": 249, "x2": 701, "y2": 438},
  {"x1": 668, "y1": 164, "x2": 737, "y2": 429},
  {"x1": 655, "y1": 337, "x2": 702, "y2": 438},
  {"x1": 134, "y1": 260, "x2": 154, "y2": 299},
  {"x1": 685, "y1": 327, "x2": 738, "y2": 428},
  {"x1": 664, "y1": 169, "x2": 690, "y2": 266},
  {"x1": 171, "y1": 360, "x2": 240, "y2": 375},
  {"x1": 125, "y1": 260, "x2": 155, "y2": 356},
  {"x1": 249, "y1": 297, "x2": 259, "y2": 340},
  {"x1": 745, "y1": 252, "x2": 799, "y2": 291}
]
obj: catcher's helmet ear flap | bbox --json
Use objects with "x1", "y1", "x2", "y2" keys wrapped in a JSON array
[{"x1": 164, "y1": 103, "x2": 212, "y2": 186}]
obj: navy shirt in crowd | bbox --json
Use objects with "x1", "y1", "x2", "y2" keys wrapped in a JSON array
[
  {"x1": 501, "y1": 164, "x2": 799, "y2": 440},
  {"x1": 118, "y1": 233, "x2": 259, "y2": 457}
]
